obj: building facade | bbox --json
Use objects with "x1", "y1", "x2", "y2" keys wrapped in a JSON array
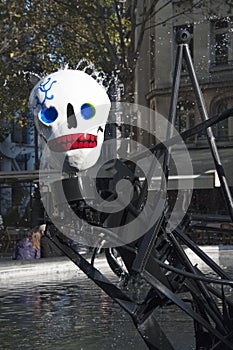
[
  {"x1": 0, "y1": 120, "x2": 37, "y2": 226},
  {"x1": 135, "y1": 0, "x2": 233, "y2": 216}
]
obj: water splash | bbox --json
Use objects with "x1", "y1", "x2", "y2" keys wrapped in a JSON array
[
  {"x1": 22, "y1": 70, "x2": 42, "y2": 85},
  {"x1": 76, "y1": 58, "x2": 110, "y2": 89},
  {"x1": 24, "y1": 58, "x2": 124, "y2": 102},
  {"x1": 75, "y1": 58, "x2": 124, "y2": 102}
]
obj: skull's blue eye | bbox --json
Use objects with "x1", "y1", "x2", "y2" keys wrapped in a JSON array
[
  {"x1": 80, "y1": 103, "x2": 96, "y2": 120},
  {"x1": 40, "y1": 106, "x2": 58, "y2": 124}
]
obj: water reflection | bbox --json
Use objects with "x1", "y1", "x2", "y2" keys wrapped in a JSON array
[
  {"x1": 0, "y1": 250, "x2": 232, "y2": 350},
  {"x1": 0, "y1": 277, "x2": 147, "y2": 350}
]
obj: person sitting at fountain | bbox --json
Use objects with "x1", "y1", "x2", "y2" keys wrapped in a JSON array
[{"x1": 13, "y1": 226, "x2": 41, "y2": 260}]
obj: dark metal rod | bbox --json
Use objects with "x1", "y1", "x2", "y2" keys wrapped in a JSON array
[
  {"x1": 131, "y1": 43, "x2": 184, "y2": 273},
  {"x1": 167, "y1": 231, "x2": 225, "y2": 331},
  {"x1": 133, "y1": 45, "x2": 183, "y2": 210},
  {"x1": 163, "y1": 42, "x2": 184, "y2": 181},
  {"x1": 129, "y1": 107, "x2": 233, "y2": 163},
  {"x1": 49, "y1": 235, "x2": 138, "y2": 315},
  {"x1": 174, "y1": 227, "x2": 230, "y2": 279},
  {"x1": 183, "y1": 43, "x2": 233, "y2": 221},
  {"x1": 49, "y1": 235, "x2": 173, "y2": 350},
  {"x1": 142, "y1": 270, "x2": 233, "y2": 349}
]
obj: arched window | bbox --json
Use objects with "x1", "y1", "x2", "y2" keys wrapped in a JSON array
[
  {"x1": 176, "y1": 99, "x2": 196, "y2": 141},
  {"x1": 210, "y1": 17, "x2": 233, "y2": 67},
  {"x1": 213, "y1": 99, "x2": 231, "y2": 141}
]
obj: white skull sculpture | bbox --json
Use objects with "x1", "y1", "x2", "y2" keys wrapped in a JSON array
[{"x1": 29, "y1": 69, "x2": 111, "y2": 172}]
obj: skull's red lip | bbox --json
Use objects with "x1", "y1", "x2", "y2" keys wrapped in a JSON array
[{"x1": 48, "y1": 133, "x2": 97, "y2": 152}]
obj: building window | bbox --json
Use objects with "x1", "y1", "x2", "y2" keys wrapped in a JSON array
[
  {"x1": 213, "y1": 99, "x2": 230, "y2": 141},
  {"x1": 211, "y1": 17, "x2": 233, "y2": 67},
  {"x1": 176, "y1": 99, "x2": 196, "y2": 142}
]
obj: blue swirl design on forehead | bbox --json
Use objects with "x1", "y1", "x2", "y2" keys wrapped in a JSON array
[{"x1": 34, "y1": 77, "x2": 57, "y2": 109}]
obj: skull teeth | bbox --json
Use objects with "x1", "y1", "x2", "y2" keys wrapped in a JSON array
[{"x1": 48, "y1": 133, "x2": 97, "y2": 152}]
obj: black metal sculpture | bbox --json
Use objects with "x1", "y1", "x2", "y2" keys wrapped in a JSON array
[{"x1": 44, "y1": 30, "x2": 233, "y2": 349}]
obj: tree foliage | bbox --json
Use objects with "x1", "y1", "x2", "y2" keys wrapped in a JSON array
[{"x1": 0, "y1": 0, "x2": 231, "y2": 135}]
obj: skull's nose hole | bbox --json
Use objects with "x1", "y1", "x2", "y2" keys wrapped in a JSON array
[{"x1": 67, "y1": 103, "x2": 77, "y2": 129}]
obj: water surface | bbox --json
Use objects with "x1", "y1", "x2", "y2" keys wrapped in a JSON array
[{"x1": 0, "y1": 250, "x2": 232, "y2": 350}]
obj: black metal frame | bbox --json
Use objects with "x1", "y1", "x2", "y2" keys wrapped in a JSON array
[{"x1": 45, "y1": 30, "x2": 233, "y2": 349}]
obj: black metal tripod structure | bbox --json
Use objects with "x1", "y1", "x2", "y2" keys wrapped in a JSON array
[{"x1": 45, "y1": 30, "x2": 233, "y2": 349}]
